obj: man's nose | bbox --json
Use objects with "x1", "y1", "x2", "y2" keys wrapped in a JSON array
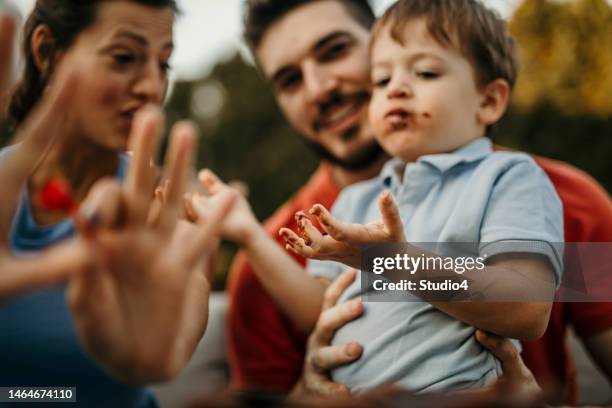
[
  {"x1": 132, "y1": 62, "x2": 166, "y2": 105},
  {"x1": 302, "y1": 61, "x2": 338, "y2": 104}
]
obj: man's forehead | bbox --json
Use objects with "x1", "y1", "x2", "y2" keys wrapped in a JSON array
[{"x1": 256, "y1": 0, "x2": 368, "y2": 78}]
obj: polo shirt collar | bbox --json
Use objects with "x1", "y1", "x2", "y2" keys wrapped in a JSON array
[{"x1": 380, "y1": 137, "x2": 493, "y2": 186}]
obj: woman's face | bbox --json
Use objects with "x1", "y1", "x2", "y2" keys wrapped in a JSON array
[{"x1": 52, "y1": 1, "x2": 174, "y2": 151}]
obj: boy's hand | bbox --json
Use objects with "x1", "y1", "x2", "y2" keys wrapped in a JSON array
[
  {"x1": 279, "y1": 191, "x2": 405, "y2": 269},
  {"x1": 188, "y1": 169, "x2": 260, "y2": 247}
]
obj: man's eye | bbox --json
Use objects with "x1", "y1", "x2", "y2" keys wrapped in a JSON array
[
  {"x1": 278, "y1": 73, "x2": 302, "y2": 91},
  {"x1": 416, "y1": 71, "x2": 440, "y2": 79},
  {"x1": 374, "y1": 77, "x2": 390, "y2": 88},
  {"x1": 319, "y1": 42, "x2": 349, "y2": 62}
]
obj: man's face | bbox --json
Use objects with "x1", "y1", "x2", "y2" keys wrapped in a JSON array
[{"x1": 256, "y1": 0, "x2": 381, "y2": 169}]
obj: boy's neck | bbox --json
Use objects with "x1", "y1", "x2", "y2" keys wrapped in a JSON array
[{"x1": 330, "y1": 154, "x2": 389, "y2": 189}]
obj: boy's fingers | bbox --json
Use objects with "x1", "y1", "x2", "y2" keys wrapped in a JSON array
[
  {"x1": 322, "y1": 268, "x2": 357, "y2": 309},
  {"x1": 157, "y1": 122, "x2": 197, "y2": 234},
  {"x1": 280, "y1": 228, "x2": 314, "y2": 257},
  {"x1": 379, "y1": 191, "x2": 405, "y2": 241},
  {"x1": 198, "y1": 168, "x2": 224, "y2": 195},
  {"x1": 310, "y1": 204, "x2": 348, "y2": 242},
  {"x1": 312, "y1": 205, "x2": 382, "y2": 244},
  {"x1": 183, "y1": 190, "x2": 236, "y2": 267},
  {"x1": 296, "y1": 212, "x2": 322, "y2": 247},
  {"x1": 314, "y1": 299, "x2": 363, "y2": 345},
  {"x1": 123, "y1": 106, "x2": 163, "y2": 225}
]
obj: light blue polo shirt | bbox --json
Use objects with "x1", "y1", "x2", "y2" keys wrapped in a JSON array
[{"x1": 307, "y1": 137, "x2": 564, "y2": 393}]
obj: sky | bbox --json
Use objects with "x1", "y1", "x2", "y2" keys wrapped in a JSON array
[{"x1": 7, "y1": 0, "x2": 522, "y2": 81}]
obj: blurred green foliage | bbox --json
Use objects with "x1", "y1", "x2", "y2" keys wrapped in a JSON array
[{"x1": 491, "y1": 0, "x2": 612, "y2": 192}]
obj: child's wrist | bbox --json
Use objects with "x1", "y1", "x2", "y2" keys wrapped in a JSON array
[{"x1": 240, "y1": 219, "x2": 265, "y2": 249}]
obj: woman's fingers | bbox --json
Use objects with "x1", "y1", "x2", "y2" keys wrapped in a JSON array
[
  {"x1": 0, "y1": 239, "x2": 91, "y2": 300},
  {"x1": 378, "y1": 191, "x2": 404, "y2": 241},
  {"x1": 123, "y1": 106, "x2": 163, "y2": 226},
  {"x1": 75, "y1": 178, "x2": 123, "y2": 235},
  {"x1": 0, "y1": 14, "x2": 16, "y2": 102},
  {"x1": 156, "y1": 121, "x2": 197, "y2": 234},
  {"x1": 0, "y1": 65, "x2": 79, "y2": 244}
]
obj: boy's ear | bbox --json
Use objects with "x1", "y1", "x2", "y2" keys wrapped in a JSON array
[
  {"x1": 31, "y1": 25, "x2": 55, "y2": 73},
  {"x1": 477, "y1": 79, "x2": 510, "y2": 126}
]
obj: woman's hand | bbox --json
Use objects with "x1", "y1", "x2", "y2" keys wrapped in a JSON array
[
  {"x1": 67, "y1": 108, "x2": 237, "y2": 383},
  {"x1": 279, "y1": 191, "x2": 404, "y2": 269},
  {"x1": 0, "y1": 14, "x2": 87, "y2": 301}
]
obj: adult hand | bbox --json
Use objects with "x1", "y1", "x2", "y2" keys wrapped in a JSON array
[
  {"x1": 474, "y1": 330, "x2": 544, "y2": 404},
  {"x1": 279, "y1": 191, "x2": 404, "y2": 269},
  {"x1": 0, "y1": 13, "x2": 86, "y2": 301},
  {"x1": 67, "y1": 108, "x2": 237, "y2": 383},
  {"x1": 290, "y1": 269, "x2": 364, "y2": 399}
]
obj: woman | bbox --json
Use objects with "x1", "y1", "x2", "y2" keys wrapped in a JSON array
[{"x1": 0, "y1": 2, "x2": 234, "y2": 406}]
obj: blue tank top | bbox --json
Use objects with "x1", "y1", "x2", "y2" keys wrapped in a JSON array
[{"x1": 0, "y1": 148, "x2": 158, "y2": 408}]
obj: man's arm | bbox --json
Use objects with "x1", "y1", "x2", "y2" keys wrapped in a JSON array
[{"x1": 584, "y1": 328, "x2": 612, "y2": 384}]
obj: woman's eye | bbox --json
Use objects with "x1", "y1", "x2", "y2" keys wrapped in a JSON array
[
  {"x1": 416, "y1": 71, "x2": 440, "y2": 79},
  {"x1": 160, "y1": 62, "x2": 172, "y2": 73},
  {"x1": 113, "y1": 53, "x2": 135, "y2": 65}
]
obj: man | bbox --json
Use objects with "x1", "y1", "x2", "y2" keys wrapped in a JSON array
[
  {"x1": 227, "y1": 0, "x2": 612, "y2": 403},
  {"x1": 226, "y1": 0, "x2": 384, "y2": 391}
]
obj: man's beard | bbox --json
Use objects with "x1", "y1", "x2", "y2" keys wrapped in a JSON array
[{"x1": 303, "y1": 127, "x2": 387, "y2": 171}]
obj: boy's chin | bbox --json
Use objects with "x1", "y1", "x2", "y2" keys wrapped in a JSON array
[{"x1": 377, "y1": 134, "x2": 425, "y2": 162}]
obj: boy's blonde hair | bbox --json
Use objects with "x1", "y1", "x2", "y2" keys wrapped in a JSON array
[{"x1": 371, "y1": 0, "x2": 519, "y2": 90}]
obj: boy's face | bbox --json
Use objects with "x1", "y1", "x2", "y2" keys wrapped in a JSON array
[{"x1": 369, "y1": 19, "x2": 487, "y2": 162}]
